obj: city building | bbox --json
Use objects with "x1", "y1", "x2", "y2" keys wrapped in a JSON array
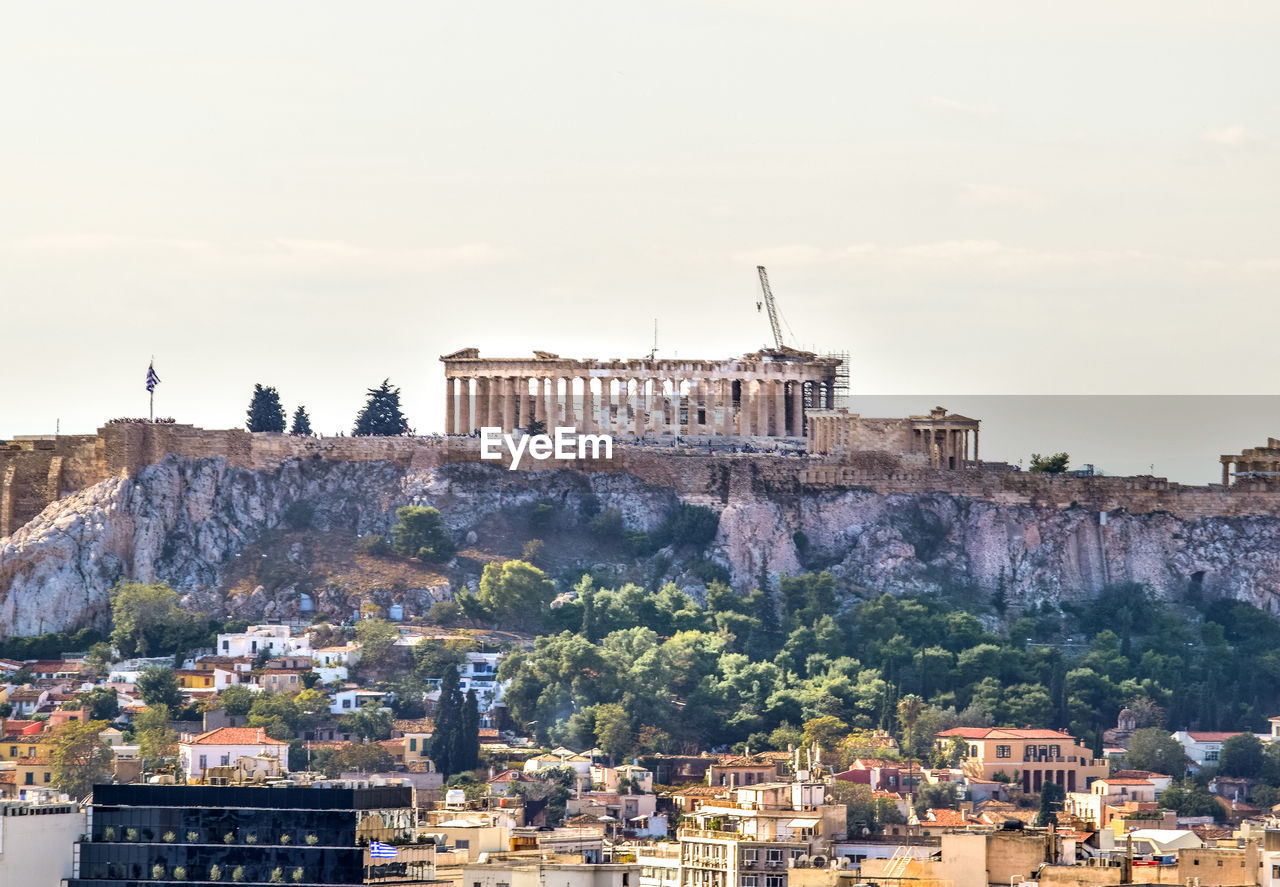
[
  {"x1": 67, "y1": 781, "x2": 430, "y2": 886},
  {"x1": 0, "y1": 798, "x2": 85, "y2": 887},
  {"x1": 216, "y1": 624, "x2": 312, "y2": 659},
  {"x1": 934, "y1": 727, "x2": 1108, "y2": 793},
  {"x1": 178, "y1": 726, "x2": 289, "y2": 782}
]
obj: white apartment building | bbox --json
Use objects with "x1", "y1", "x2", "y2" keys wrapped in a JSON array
[{"x1": 216, "y1": 624, "x2": 311, "y2": 659}]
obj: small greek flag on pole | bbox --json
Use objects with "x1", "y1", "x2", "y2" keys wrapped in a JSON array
[
  {"x1": 145, "y1": 362, "x2": 161, "y2": 392},
  {"x1": 370, "y1": 840, "x2": 398, "y2": 858}
]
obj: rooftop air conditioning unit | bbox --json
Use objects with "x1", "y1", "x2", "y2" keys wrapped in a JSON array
[{"x1": 810, "y1": 856, "x2": 827, "y2": 868}]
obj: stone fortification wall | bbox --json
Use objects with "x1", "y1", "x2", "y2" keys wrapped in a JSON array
[
  {"x1": 6, "y1": 423, "x2": 1280, "y2": 538},
  {"x1": 0, "y1": 435, "x2": 101, "y2": 537}
]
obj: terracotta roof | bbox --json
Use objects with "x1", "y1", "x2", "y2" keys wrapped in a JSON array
[
  {"x1": 393, "y1": 719, "x2": 434, "y2": 733},
  {"x1": 1186, "y1": 731, "x2": 1241, "y2": 742},
  {"x1": 489, "y1": 769, "x2": 529, "y2": 783},
  {"x1": 935, "y1": 727, "x2": 994, "y2": 739},
  {"x1": 1111, "y1": 770, "x2": 1170, "y2": 779},
  {"x1": 182, "y1": 727, "x2": 287, "y2": 747},
  {"x1": 672, "y1": 785, "x2": 725, "y2": 797},
  {"x1": 926, "y1": 808, "x2": 978, "y2": 827},
  {"x1": 1100, "y1": 778, "x2": 1154, "y2": 786},
  {"x1": 851, "y1": 758, "x2": 900, "y2": 769}
]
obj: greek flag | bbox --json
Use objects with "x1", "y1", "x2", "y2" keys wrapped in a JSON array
[
  {"x1": 369, "y1": 840, "x2": 398, "y2": 859},
  {"x1": 145, "y1": 362, "x2": 161, "y2": 392}
]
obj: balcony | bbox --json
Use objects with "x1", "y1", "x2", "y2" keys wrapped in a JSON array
[{"x1": 679, "y1": 827, "x2": 743, "y2": 842}]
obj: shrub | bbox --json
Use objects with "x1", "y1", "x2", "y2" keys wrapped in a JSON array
[
  {"x1": 210, "y1": 864, "x2": 223, "y2": 881},
  {"x1": 187, "y1": 831, "x2": 199, "y2": 843},
  {"x1": 232, "y1": 866, "x2": 245, "y2": 883},
  {"x1": 305, "y1": 834, "x2": 318, "y2": 845},
  {"x1": 174, "y1": 866, "x2": 187, "y2": 881},
  {"x1": 530, "y1": 502, "x2": 556, "y2": 530},
  {"x1": 356, "y1": 534, "x2": 391, "y2": 556},
  {"x1": 390, "y1": 506, "x2": 456, "y2": 563},
  {"x1": 163, "y1": 831, "x2": 176, "y2": 843},
  {"x1": 427, "y1": 601, "x2": 461, "y2": 625},
  {"x1": 623, "y1": 530, "x2": 652, "y2": 557},
  {"x1": 588, "y1": 508, "x2": 624, "y2": 540},
  {"x1": 522, "y1": 539, "x2": 545, "y2": 562},
  {"x1": 153, "y1": 864, "x2": 166, "y2": 880},
  {"x1": 223, "y1": 832, "x2": 234, "y2": 844}
]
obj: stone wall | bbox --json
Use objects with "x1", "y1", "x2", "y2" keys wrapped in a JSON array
[{"x1": 5, "y1": 423, "x2": 1280, "y2": 540}]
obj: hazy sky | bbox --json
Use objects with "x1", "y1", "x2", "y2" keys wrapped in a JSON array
[{"x1": 3, "y1": 3, "x2": 1277, "y2": 481}]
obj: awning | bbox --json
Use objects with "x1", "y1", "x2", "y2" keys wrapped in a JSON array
[{"x1": 786, "y1": 818, "x2": 820, "y2": 829}]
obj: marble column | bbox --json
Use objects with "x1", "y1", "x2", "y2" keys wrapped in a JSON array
[
  {"x1": 519, "y1": 380, "x2": 533, "y2": 433},
  {"x1": 444, "y1": 378, "x2": 455, "y2": 434},
  {"x1": 476, "y1": 378, "x2": 491, "y2": 429},
  {"x1": 459, "y1": 378, "x2": 471, "y2": 435},
  {"x1": 500, "y1": 377, "x2": 515, "y2": 433},
  {"x1": 633, "y1": 378, "x2": 646, "y2": 437},
  {"x1": 563, "y1": 377, "x2": 576, "y2": 426},
  {"x1": 771, "y1": 380, "x2": 785, "y2": 439},
  {"x1": 582, "y1": 378, "x2": 595, "y2": 432},
  {"x1": 599, "y1": 378, "x2": 613, "y2": 434}
]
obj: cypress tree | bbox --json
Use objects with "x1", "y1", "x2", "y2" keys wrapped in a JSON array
[
  {"x1": 430, "y1": 665, "x2": 463, "y2": 776},
  {"x1": 461, "y1": 689, "x2": 480, "y2": 771},
  {"x1": 246, "y1": 384, "x2": 287, "y2": 433},
  {"x1": 353, "y1": 379, "x2": 410, "y2": 436},
  {"x1": 290, "y1": 405, "x2": 313, "y2": 436}
]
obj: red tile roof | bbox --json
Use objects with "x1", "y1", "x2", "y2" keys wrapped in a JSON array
[
  {"x1": 1186, "y1": 731, "x2": 1242, "y2": 742},
  {"x1": 183, "y1": 727, "x2": 287, "y2": 747}
]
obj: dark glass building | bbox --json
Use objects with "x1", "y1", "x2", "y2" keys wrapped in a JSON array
[{"x1": 66, "y1": 782, "x2": 435, "y2": 886}]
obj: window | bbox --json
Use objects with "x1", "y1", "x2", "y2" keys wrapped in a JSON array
[
  {"x1": 996, "y1": 745, "x2": 1011, "y2": 759},
  {"x1": 1205, "y1": 750, "x2": 1220, "y2": 762},
  {"x1": 624, "y1": 875, "x2": 630, "y2": 886},
  {"x1": 24, "y1": 772, "x2": 33, "y2": 785},
  {"x1": 8, "y1": 746, "x2": 16, "y2": 756},
  {"x1": 742, "y1": 849, "x2": 758, "y2": 863},
  {"x1": 409, "y1": 738, "x2": 417, "y2": 751},
  {"x1": 28, "y1": 747, "x2": 35, "y2": 758},
  {"x1": 220, "y1": 754, "x2": 230, "y2": 766},
  {"x1": 1049, "y1": 745, "x2": 1061, "y2": 758},
  {"x1": 43, "y1": 772, "x2": 51, "y2": 782},
  {"x1": 456, "y1": 840, "x2": 470, "y2": 850},
  {"x1": 969, "y1": 744, "x2": 978, "y2": 758},
  {"x1": 199, "y1": 755, "x2": 208, "y2": 771},
  {"x1": 741, "y1": 877, "x2": 758, "y2": 887},
  {"x1": 766, "y1": 850, "x2": 782, "y2": 863},
  {"x1": 342, "y1": 699, "x2": 352, "y2": 709},
  {"x1": 765, "y1": 877, "x2": 783, "y2": 887}
]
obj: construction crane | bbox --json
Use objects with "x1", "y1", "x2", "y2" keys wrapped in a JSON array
[{"x1": 756, "y1": 265, "x2": 785, "y2": 350}]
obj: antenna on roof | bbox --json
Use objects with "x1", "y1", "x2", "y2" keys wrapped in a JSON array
[{"x1": 647, "y1": 318, "x2": 658, "y2": 360}]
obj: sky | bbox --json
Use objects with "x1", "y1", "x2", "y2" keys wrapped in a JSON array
[{"x1": 2, "y1": 2, "x2": 1277, "y2": 482}]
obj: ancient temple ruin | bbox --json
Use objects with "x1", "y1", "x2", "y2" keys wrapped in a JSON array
[{"x1": 439, "y1": 347, "x2": 842, "y2": 438}]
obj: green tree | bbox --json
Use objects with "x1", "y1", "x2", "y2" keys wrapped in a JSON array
[
  {"x1": 79, "y1": 686, "x2": 120, "y2": 722},
  {"x1": 135, "y1": 704, "x2": 178, "y2": 770},
  {"x1": 1037, "y1": 781, "x2": 1065, "y2": 826},
  {"x1": 354, "y1": 618, "x2": 400, "y2": 670},
  {"x1": 1028, "y1": 452, "x2": 1070, "y2": 473},
  {"x1": 109, "y1": 582, "x2": 209, "y2": 658},
  {"x1": 289, "y1": 405, "x2": 313, "y2": 436},
  {"x1": 828, "y1": 781, "x2": 905, "y2": 834},
  {"x1": 461, "y1": 689, "x2": 481, "y2": 771},
  {"x1": 1219, "y1": 732, "x2": 1264, "y2": 778},
  {"x1": 431, "y1": 665, "x2": 465, "y2": 776},
  {"x1": 1159, "y1": 779, "x2": 1223, "y2": 820},
  {"x1": 476, "y1": 560, "x2": 558, "y2": 625},
  {"x1": 50, "y1": 719, "x2": 114, "y2": 798},
  {"x1": 896, "y1": 695, "x2": 925, "y2": 757},
  {"x1": 329, "y1": 743, "x2": 393, "y2": 775},
  {"x1": 389, "y1": 505, "x2": 456, "y2": 563},
  {"x1": 512, "y1": 765, "x2": 576, "y2": 827},
  {"x1": 353, "y1": 379, "x2": 410, "y2": 436},
  {"x1": 137, "y1": 666, "x2": 183, "y2": 711},
  {"x1": 246, "y1": 384, "x2": 287, "y2": 433},
  {"x1": 219, "y1": 685, "x2": 255, "y2": 718},
  {"x1": 340, "y1": 700, "x2": 392, "y2": 742},
  {"x1": 802, "y1": 715, "x2": 850, "y2": 753},
  {"x1": 593, "y1": 703, "x2": 634, "y2": 763},
  {"x1": 1124, "y1": 727, "x2": 1187, "y2": 777}
]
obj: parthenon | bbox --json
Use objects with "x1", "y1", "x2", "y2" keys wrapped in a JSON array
[{"x1": 439, "y1": 347, "x2": 842, "y2": 438}]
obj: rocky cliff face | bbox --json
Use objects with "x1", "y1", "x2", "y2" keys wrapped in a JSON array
[{"x1": 3, "y1": 454, "x2": 1280, "y2": 637}]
